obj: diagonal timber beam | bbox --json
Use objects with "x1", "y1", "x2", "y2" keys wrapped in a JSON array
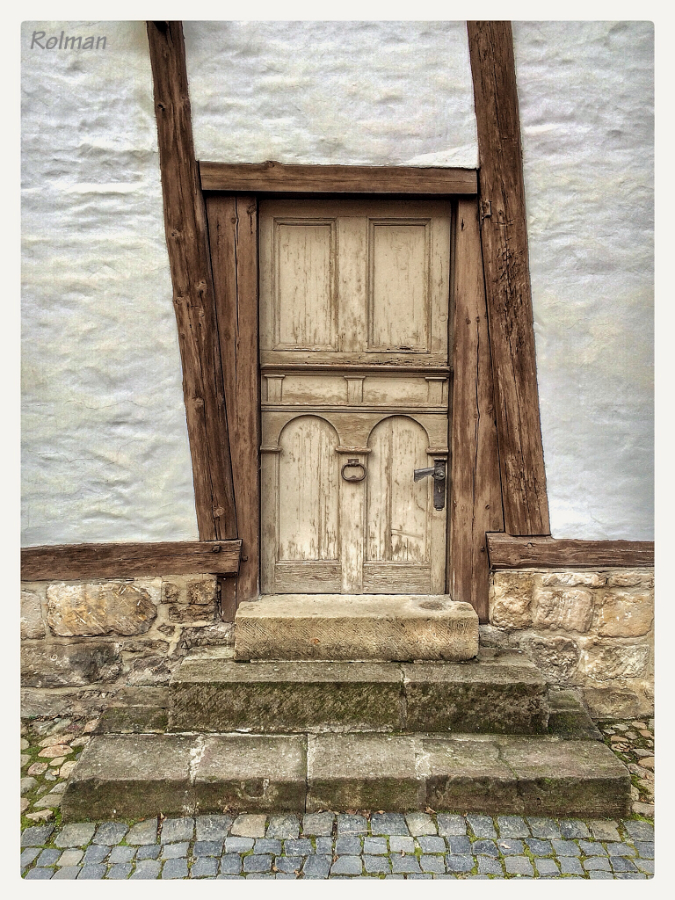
[{"x1": 146, "y1": 21, "x2": 236, "y2": 540}]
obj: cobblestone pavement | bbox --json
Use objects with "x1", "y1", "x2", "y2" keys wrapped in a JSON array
[{"x1": 21, "y1": 715, "x2": 654, "y2": 879}]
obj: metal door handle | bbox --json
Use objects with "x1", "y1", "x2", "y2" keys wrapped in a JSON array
[
  {"x1": 341, "y1": 458, "x2": 366, "y2": 482},
  {"x1": 413, "y1": 458, "x2": 446, "y2": 510}
]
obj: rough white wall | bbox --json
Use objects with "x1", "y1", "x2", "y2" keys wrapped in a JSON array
[
  {"x1": 21, "y1": 20, "x2": 654, "y2": 547},
  {"x1": 514, "y1": 22, "x2": 654, "y2": 540},
  {"x1": 184, "y1": 21, "x2": 478, "y2": 167},
  {"x1": 22, "y1": 21, "x2": 199, "y2": 545}
]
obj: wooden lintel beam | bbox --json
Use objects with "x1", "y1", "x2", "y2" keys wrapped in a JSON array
[
  {"x1": 487, "y1": 534, "x2": 654, "y2": 569},
  {"x1": 468, "y1": 21, "x2": 550, "y2": 536},
  {"x1": 146, "y1": 21, "x2": 236, "y2": 541},
  {"x1": 200, "y1": 161, "x2": 478, "y2": 195},
  {"x1": 21, "y1": 541, "x2": 242, "y2": 581}
]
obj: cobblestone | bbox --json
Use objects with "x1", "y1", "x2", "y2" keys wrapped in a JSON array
[
  {"x1": 389, "y1": 835, "x2": 415, "y2": 853},
  {"x1": 497, "y1": 815, "x2": 529, "y2": 837},
  {"x1": 534, "y1": 857, "x2": 559, "y2": 876},
  {"x1": 437, "y1": 814, "x2": 467, "y2": 835},
  {"x1": 19, "y1": 712, "x2": 657, "y2": 880},
  {"x1": 336, "y1": 835, "x2": 362, "y2": 854},
  {"x1": 93, "y1": 822, "x2": 128, "y2": 845},
  {"x1": 302, "y1": 812, "x2": 334, "y2": 835},
  {"x1": 506, "y1": 855, "x2": 534, "y2": 875},
  {"x1": 196, "y1": 814, "x2": 232, "y2": 841},
  {"x1": 468, "y1": 814, "x2": 497, "y2": 838},
  {"x1": 417, "y1": 835, "x2": 446, "y2": 853}
]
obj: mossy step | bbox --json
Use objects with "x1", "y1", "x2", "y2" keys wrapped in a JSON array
[
  {"x1": 60, "y1": 731, "x2": 630, "y2": 822},
  {"x1": 168, "y1": 649, "x2": 548, "y2": 734}
]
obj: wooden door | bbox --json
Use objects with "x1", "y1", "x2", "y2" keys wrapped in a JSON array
[{"x1": 260, "y1": 199, "x2": 452, "y2": 594}]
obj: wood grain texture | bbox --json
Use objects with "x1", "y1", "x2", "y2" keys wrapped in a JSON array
[
  {"x1": 206, "y1": 195, "x2": 261, "y2": 605},
  {"x1": 200, "y1": 161, "x2": 478, "y2": 194},
  {"x1": 487, "y1": 534, "x2": 654, "y2": 569},
  {"x1": 21, "y1": 541, "x2": 242, "y2": 581},
  {"x1": 147, "y1": 21, "x2": 236, "y2": 541},
  {"x1": 449, "y1": 199, "x2": 505, "y2": 621},
  {"x1": 468, "y1": 21, "x2": 550, "y2": 537},
  {"x1": 259, "y1": 199, "x2": 450, "y2": 596}
]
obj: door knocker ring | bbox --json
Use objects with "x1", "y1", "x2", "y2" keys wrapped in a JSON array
[{"x1": 341, "y1": 458, "x2": 366, "y2": 482}]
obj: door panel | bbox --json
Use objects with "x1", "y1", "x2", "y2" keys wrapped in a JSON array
[
  {"x1": 369, "y1": 222, "x2": 430, "y2": 351},
  {"x1": 275, "y1": 221, "x2": 336, "y2": 350},
  {"x1": 260, "y1": 198, "x2": 451, "y2": 595},
  {"x1": 367, "y1": 417, "x2": 428, "y2": 564},
  {"x1": 278, "y1": 416, "x2": 340, "y2": 562}
]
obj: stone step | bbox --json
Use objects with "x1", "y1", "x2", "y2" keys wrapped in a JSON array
[
  {"x1": 60, "y1": 731, "x2": 630, "y2": 822},
  {"x1": 234, "y1": 594, "x2": 479, "y2": 661},
  {"x1": 168, "y1": 648, "x2": 549, "y2": 734}
]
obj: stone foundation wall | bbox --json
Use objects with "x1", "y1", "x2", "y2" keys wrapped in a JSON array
[
  {"x1": 482, "y1": 568, "x2": 654, "y2": 719},
  {"x1": 21, "y1": 575, "x2": 232, "y2": 717}
]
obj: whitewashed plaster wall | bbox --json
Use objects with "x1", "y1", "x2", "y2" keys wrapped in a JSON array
[
  {"x1": 183, "y1": 21, "x2": 478, "y2": 167},
  {"x1": 513, "y1": 22, "x2": 654, "y2": 539},
  {"x1": 22, "y1": 21, "x2": 199, "y2": 545},
  {"x1": 21, "y1": 20, "x2": 653, "y2": 547}
]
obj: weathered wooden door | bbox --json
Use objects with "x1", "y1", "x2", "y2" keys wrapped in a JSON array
[{"x1": 260, "y1": 199, "x2": 452, "y2": 594}]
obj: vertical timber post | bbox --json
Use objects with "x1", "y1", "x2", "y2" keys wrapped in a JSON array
[
  {"x1": 468, "y1": 21, "x2": 550, "y2": 537},
  {"x1": 450, "y1": 199, "x2": 505, "y2": 621}
]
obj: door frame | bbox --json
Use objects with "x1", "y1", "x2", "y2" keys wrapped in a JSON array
[{"x1": 203, "y1": 165, "x2": 504, "y2": 617}]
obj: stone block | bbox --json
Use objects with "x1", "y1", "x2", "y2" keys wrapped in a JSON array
[
  {"x1": 235, "y1": 594, "x2": 478, "y2": 661},
  {"x1": 402, "y1": 652, "x2": 548, "y2": 734},
  {"x1": 546, "y1": 689, "x2": 602, "y2": 740},
  {"x1": 607, "y1": 570, "x2": 654, "y2": 588},
  {"x1": 499, "y1": 737, "x2": 631, "y2": 818},
  {"x1": 60, "y1": 734, "x2": 194, "y2": 821},
  {"x1": 490, "y1": 573, "x2": 533, "y2": 629},
  {"x1": 168, "y1": 604, "x2": 217, "y2": 624},
  {"x1": 519, "y1": 635, "x2": 580, "y2": 682},
  {"x1": 162, "y1": 576, "x2": 218, "y2": 604},
  {"x1": 21, "y1": 641, "x2": 122, "y2": 687},
  {"x1": 541, "y1": 572, "x2": 606, "y2": 588},
  {"x1": 22, "y1": 589, "x2": 46, "y2": 639},
  {"x1": 582, "y1": 688, "x2": 640, "y2": 719},
  {"x1": 420, "y1": 736, "x2": 521, "y2": 813},
  {"x1": 178, "y1": 623, "x2": 233, "y2": 650},
  {"x1": 46, "y1": 582, "x2": 157, "y2": 637},
  {"x1": 307, "y1": 733, "x2": 423, "y2": 811},
  {"x1": 170, "y1": 659, "x2": 402, "y2": 732},
  {"x1": 595, "y1": 590, "x2": 653, "y2": 637},
  {"x1": 477, "y1": 624, "x2": 513, "y2": 648},
  {"x1": 95, "y1": 705, "x2": 169, "y2": 734},
  {"x1": 121, "y1": 639, "x2": 170, "y2": 653},
  {"x1": 533, "y1": 588, "x2": 594, "y2": 633},
  {"x1": 195, "y1": 735, "x2": 306, "y2": 813},
  {"x1": 579, "y1": 643, "x2": 650, "y2": 681},
  {"x1": 123, "y1": 654, "x2": 175, "y2": 686}
]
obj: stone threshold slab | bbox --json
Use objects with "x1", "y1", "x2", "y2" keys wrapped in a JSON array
[
  {"x1": 235, "y1": 594, "x2": 479, "y2": 661},
  {"x1": 60, "y1": 731, "x2": 629, "y2": 822},
  {"x1": 169, "y1": 649, "x2": 548, "y2": 734}
]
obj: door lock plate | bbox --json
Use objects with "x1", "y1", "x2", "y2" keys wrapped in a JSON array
[{"x1": 413, "y1": 458, "x2": 446, "y2": 509}]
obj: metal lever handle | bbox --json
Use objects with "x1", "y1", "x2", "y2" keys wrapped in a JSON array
[{"x1": 413, "y1": 458, "x2": 446, "y2": 510}]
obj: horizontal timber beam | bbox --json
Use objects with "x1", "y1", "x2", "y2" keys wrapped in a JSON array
[
  {"x1": 21, "y1": 541, "x2": 242, "y2": 582},
  {"x1": 487, "y1": 534, "x2": 654, "y2": 569},
  {"x1": 200, "y1": 161, "x2": 478, "y2": 195}
]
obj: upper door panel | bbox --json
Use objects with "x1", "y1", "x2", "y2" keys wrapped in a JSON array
[{"x1": 259, "y1": 198, "x2": 452, "y2": 367}]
